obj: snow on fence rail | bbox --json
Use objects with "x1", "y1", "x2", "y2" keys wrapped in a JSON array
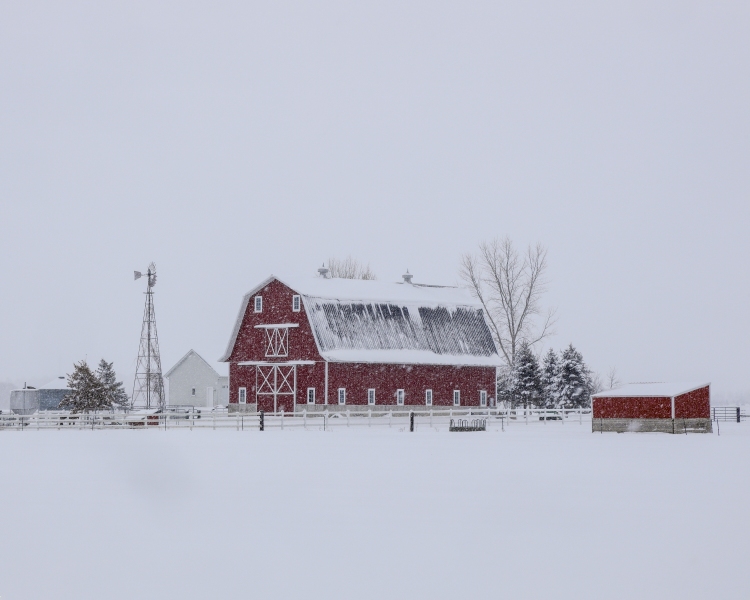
[
  {"x1": 711, "y1": 407, "x2": 748, "y2": 422},
  {"x1": 0, "y1": 407, "x2": 592, "y2": 432}
]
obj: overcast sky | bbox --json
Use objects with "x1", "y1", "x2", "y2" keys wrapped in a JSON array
[{"x1": 1, "y1": 1, "x2": 748, "y2": 400}]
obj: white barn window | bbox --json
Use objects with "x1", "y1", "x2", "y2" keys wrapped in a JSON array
[
  {"x1": 368, "y1": 389, "x2": 375, "y2": 405},
  {"x1": 480, "y1": 390, "x2": 487, "y2": 406},
  {"x1": 338, "y1": 388, "x2": 346, "y2": 405},
  {"x1": 238, "y1": 387, "x2": 247, "y2": 404},
  {"x1": 453, "y1": 390, "x2": 460, "y2": 406},
  {"x1": 292, "y1": 295, "x2": 301, "y2": 312},
  {"x1": 425, "y1": 389, "x2": 433, "y2": 406},
  {"x1": 254, "y1": 296, "x2": 262, "y2": 313},
  {"x1": 397, "y1": 389, "x2": 405, "y2": 405},
  {"x1": 307, "y1": 388, "x2": 315, "y2": 404}
]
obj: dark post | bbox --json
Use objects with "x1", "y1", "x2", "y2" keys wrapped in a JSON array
[
  {"x1": 410, "y1": 411, "x2": 414, "y2": 432},
  {"x1": 737, "y1": 407, "x2": 741, "y2": 423},
  {"x1": 260, "y1": 410, "x2": 264, "y2": 431}
]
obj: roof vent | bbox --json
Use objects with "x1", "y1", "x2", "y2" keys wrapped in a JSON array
[
  {"x1": 402, "y1": 269, "x2": 413, "y2": 284},
  {"x1": 318, "y1": 263, "x2": 330, "y2": 278}
]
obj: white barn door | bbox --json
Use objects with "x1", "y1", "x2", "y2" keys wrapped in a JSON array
[{"x1": 256, "y1": 365, "x2": 296, "y2": 413}]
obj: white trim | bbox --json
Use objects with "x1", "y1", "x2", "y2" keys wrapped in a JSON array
[
  {"x1": 368, "y1": 389, "x2": 375, "y2": 405},
  {"x1": 397, "y1": 389, "x2": 405, "y2": 406},
  {"x1": 338, "y1": 388, "x2": 346, "y2": 405},
  {"x1": 254, "y1": 323, "x2": 300, "y2": 329},
  {"x1": 292, "y1": 295, "x2": 301, "y2": 312},
  {"x1": 238, "y1": 387, "x2": 247, "y2": 404},
  {"x1": 453, "y1": 390, "x2": 460, "y2": 406},
  {"x1": 254, "y1": 296, "x2": 263, "y2": 313},
  {"x1": 218, "y1": 275, "x2": 277, "y2": 362},
  {"x1": 425, "y1": 389, "x2": 432, "y2": 406},
  {"x1": 307, "y1": 387, "x2": 315, "y2": 405},
  {"x1": 238, "y1": 360, "x2": 315, "y2": 366}
]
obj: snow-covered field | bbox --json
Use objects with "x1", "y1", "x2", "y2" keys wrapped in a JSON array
[{"x1": 1, "y1": 421, "x2": 747, "y2": 600}]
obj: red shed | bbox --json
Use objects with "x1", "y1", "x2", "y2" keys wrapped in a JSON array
[
  {"x1": 220, "y1": 273, "x2": 501, "y2": 413},
  {"x1": 592, "y1": 382, "x2": 712, "y2": 433}
]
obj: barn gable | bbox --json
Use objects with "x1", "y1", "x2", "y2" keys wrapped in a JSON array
[{"x1": 220, "y1": 275, "x2": 501, "y2": 366}]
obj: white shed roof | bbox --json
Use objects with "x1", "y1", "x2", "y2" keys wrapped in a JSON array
[{"x1": 592, "y1": 382, "x2": 709, "y2": 398}]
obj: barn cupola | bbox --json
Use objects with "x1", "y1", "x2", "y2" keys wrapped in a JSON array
[
  {"x1": 318, "y1": 263, "x2": 330, "y2": 278},
  {"x1": 402, "y1": 269, "x2": 413, "y2": 284}
]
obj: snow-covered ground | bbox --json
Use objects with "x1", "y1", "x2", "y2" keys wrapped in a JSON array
[{"x1": 1, "y1": 421, "x2": 747, "y2": 599}]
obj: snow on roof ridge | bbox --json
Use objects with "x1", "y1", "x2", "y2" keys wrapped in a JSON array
[{"x1": 592, "y1": 381, "x2": 710, "y2": 398}]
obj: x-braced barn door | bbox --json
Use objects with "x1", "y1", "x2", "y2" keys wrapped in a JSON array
[{"x1": 256, "y1": 365, "x2": 296, "y2": 414}]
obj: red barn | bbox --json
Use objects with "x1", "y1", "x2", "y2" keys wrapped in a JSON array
[
  {"x1": 220, "y1": 273, "x2": 501, "y2": 413},
  {"x1": 592, "y1": 382, "x2": 712, "y2": 433}
]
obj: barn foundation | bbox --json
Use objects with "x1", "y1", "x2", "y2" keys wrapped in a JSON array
[{"x1": 592, "y1": 418, "x2": 712, "y2": 434}]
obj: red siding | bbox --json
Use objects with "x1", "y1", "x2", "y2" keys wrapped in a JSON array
[
  {"x1": 226, "y1": 278, "x2": 497, "y2": 410},
  {"x1": 674, "y1": 386, "x2": 710, "y2": 419},
  {"x1": 329, "y1": 363, "x2": 494, "y2": 407},
  {"x1": 592, "y1": 397, "x2": 672, "y2": 419},
  {"x1": 593, "y1": 385, "x2": 710, "y2": 419}
]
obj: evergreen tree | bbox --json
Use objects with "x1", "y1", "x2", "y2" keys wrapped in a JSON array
[
  {"x1": 514, "y1": 341, "x2": 543, "y2": 407},
  {"x1": 496, "y1": 366, "x2": 516, "y2": 408},
  {"x1": 60, "y1": 361, "x2": 107, "y2": 413},
  {"x1": 96, "y1": 359, "x2": 129, "y2": 409},
  {"x1": 541, "y1": 348, "x2": 561, "y2": 408},
  {"x1": 558, "y1": 344, "x2": 592, "y2": 408}
]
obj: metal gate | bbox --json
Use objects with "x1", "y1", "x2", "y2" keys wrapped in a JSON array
[{"x1": 256, "y1": 365, "x2": 296, "y2": 413}]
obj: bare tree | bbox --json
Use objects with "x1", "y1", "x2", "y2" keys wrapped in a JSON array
[
  {"x1": 327, "y1": 256, "x2": 376, "y2": 280},
  {"x1": 460, "y1": 237, "x2": 555, "y2": 368},
  {"x1": 606, "y1": 367, "x2": 621, "y2": 390}
]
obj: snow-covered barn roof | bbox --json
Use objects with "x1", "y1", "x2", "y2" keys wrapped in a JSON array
[
  {"x1": 592, "y1": 382, "x2": 710, "y2": 398},
  {"x1": 220, "y1": 275, "x2": 501, "y2": 366}
]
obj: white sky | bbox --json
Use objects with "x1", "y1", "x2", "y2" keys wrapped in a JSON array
[{"x1": 1, "y1": 2, "x2": 748, "y2": 398}]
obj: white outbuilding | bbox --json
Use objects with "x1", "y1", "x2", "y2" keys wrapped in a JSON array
[{"x1": 164, "y1": 350, "x2": 228, "y2": 408}]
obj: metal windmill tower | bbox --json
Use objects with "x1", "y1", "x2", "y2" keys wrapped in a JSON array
[{"x1": 131, "y1": 262, "x2": 165, "y2": 409}]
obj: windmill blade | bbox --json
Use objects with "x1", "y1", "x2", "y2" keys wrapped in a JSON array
[{"x1": 134, "y1": 271, "x2": 142, "y2": 280}]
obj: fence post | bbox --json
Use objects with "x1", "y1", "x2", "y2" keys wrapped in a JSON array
[
  {"x1": 579, "y1": 408, "x2": 582, "y2": 425},
  {"x1": 737, "y1": 407, "x2": 741, "y2": 423},
  {"x1": 281, "y1": 409, "x2": 284, "y2": 430},
  {"x1": 410, "y1": 412, "x2": 414, "y2": 432},
  {"x1": 259, "y1": 410, "x2": 264, "y2": 431},
  {"x1": 389, "y1": 410, "x2": 392, "y2": 428},
  {"x1": 346, "y1": 410, "x2": 350, "y2": 428},
  {"x1": 368, "y1": 409, "x2": 371, "y2": 427},
  {"x1": 303, "y1": 409, "x2": 307, "y2": 430},
  {"x1": 429, "y1": 409, "x2": 433, "y2": 428}
]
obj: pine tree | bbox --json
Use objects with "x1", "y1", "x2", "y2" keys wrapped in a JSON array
[
  {"x1": 496, "y1": 366, "x2": 515, "y2": 408},
  {"x1": 96, "y1": 359, "x2": 129, "y2": 409},
  {"x1": 541, "y1": 348, "x2": 561, "y2": 408},
  {"x1": 558, "y1": 344, "x2": 591, "y2": 408},
  {"x1": 60, "y1": 361, "x2": 107, "y2": 413},
  {"x1": 514, "y1": 341, "x2": 543, "y2": 407}
]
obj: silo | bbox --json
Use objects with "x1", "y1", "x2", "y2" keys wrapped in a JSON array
[{"x1": 10, "y1": 389, "x2": 39, "y2": 415}]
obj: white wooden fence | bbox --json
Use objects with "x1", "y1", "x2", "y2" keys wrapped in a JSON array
[{"x1": 0, "y1": 407, "x2": 591, "y2": 432}]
